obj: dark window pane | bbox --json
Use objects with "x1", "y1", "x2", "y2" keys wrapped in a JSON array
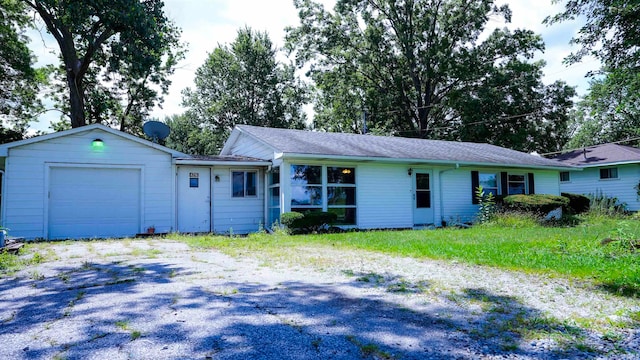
[
  {"x1": 291, "y1": 165, "x2": 322, "y2": 185},
  {"x1": 270, "y1": 187, "x2": 280, "y2": 206},
  {"x1": 508, "y1": 174, "x2": 525, "y2": 182},
  {"x1": 246, "y1": 172, "x2": 257, "y2": 196},
  {"x1": 479, "y1": 173, "x2": 497, "y2": 188},
  {"x1": 291, "y1": 186, "x2": 322, "y2": 206},
  {"x1": 328, "y1": 208, "x2": 356, "y2": 225},
  {"x1": 189, "y1": 177, "x2": 199, "y2": 188},
  {"x1": 232, "y1": 172, "x2": 244, "y2": 197},
  {"x1": 600, "y1": 168, "x2": 617, "y2": 179},
  {"x1": 508, "y1": 183, "x2": 525, "y2": 195},
  {"x1": 560, "y1": 172, "x2": 570, "y2": 182},
  {"x1": 416, "y1": 173, "x2": 430, "y2": 190},
  {"x1": 270, "y1": 168, "x2": 280, "y2": 185},
  {"x1": 327, "y1": 167, "x2": 355, "y2": 184},
  {"x1": 416, "y1": 191, "x2": 431, "y2": 208},
  {"x1": 328, "y1": 187, "x2": 356, "y2": 205}
]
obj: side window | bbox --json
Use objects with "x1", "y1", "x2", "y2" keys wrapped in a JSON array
[
  {"x1": 232, "y1": 171, "x2": 258, "y2": 197},
  {"x1": 560, "y1": 172, "x2": 570, "y2": 182},
  {"x1": 599, "y1": 168, "x2": 618, "y2": 179}
]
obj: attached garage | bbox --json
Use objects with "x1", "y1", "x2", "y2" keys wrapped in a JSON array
[{"x1": 48, "y1": 166, "x2": 142, "y2": 239}]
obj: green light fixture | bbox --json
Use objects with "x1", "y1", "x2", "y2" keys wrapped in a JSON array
[{"x1": 92, "y1": 138, "x2": 104, "y2": 149}]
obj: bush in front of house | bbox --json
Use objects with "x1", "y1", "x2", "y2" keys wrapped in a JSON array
[
  {"x1": 280, "y1": 211, "x2": 338, "y2": 234},
  {"x1": 503, "y1": 194, "x2": 569, "y2": 215},
  {"x1": 561, "y1": 192, "x2": 590, "y2": 214}
]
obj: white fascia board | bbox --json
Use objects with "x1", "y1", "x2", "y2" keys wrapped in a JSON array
[
  {"x1": 279, "y1": 153, "x2": 578, "y2": 171},
  {"x1": 573, "y1": 160, "x2": 640, "y2": 168},
  {"x1": 174, "y1": 159, "x2": 271, "y2": 166}
]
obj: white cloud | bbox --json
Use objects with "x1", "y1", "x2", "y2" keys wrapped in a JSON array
[{"x1": 25, "y1": 0, "x2": 598, "y2": 133}]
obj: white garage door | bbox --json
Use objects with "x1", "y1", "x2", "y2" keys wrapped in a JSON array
[{"x1": 48, "y1": 167, "x2": 141, "y2": 239}]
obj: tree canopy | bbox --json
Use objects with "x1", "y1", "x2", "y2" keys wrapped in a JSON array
[
  {"x1": 181, "y1": 27, "x2": 308, "y2": 154},
  {"x1": 0, "y1": 0, "x2": 42, "y2": 140},
  {"x1": 286, "y1": 0, "x2": 575, "y2": 153},
  {"x1": 23, "y1": 0, "x2": 184, "y2": 131}
]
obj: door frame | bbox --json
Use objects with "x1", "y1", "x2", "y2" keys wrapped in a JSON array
[{"x1": 412, "y1": 169, "x2": 434, "y2": 226}]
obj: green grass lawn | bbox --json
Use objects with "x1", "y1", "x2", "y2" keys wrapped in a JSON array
[{"x1": 175, "y1": 213, "x2": 640, "y2": 297}]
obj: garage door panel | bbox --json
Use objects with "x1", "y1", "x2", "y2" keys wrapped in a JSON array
[{"x1": 49, "y1": 167, "x2": 141, "y2": 239}]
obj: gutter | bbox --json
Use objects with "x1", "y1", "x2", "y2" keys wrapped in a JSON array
[
  {"x1": 276, "y1": 153, "x2": 577, "y2": 171},
  {"x1": 174, "y1": 159, "x2": 271, "y2": 166}
]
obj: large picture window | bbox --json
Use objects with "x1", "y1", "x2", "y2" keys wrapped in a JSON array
[
  {"x1": 290, "y1": 164, "x2": 357, "y2": 225},
  {"x1": 290, "y1": 165, "x2": 322, "y2": 211},
  {"x1": 232, "y1": 171, "x2": 257, "y2": 197},
  {"x1": 327, "y1": 167, "x2": 356, "y2": 225}
]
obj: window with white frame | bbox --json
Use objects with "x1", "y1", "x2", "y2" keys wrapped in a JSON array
[
  {"x1": 232, "y1": 171, "x2": 257, "y2": 197},
  {"x1": 290, "y1": 165, "x2": 322, "y2": 212},
  {"x1": 479, "y1": 173, "x2": 498, "y2": 196},
  {"x1": 599, "y1": 167, "x2": 618, "y2": 179},
  {"x1": 560, "y1": 171, "x2": 570, "y2": 182},
  {"x1": 290, "y1": 164, "x2": 357, "y2": 225},
  {"x1": 327, "y1": 167, "x2": 356, "y2": 225},
  {"x1": 507, "y1": 174, "x2": 526, "y2": 195},
  {"x1": 268, "y1": 167, "x2": 280, "y2": 225}
]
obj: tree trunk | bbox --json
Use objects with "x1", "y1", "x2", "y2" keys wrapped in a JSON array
[{"x1": 67, "y1": 70, "x2": 86, "y2": 128}]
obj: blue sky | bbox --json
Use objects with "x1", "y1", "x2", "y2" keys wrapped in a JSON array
[{"x1": 26, "y1": 0, "x2": 598, "y2": 133}]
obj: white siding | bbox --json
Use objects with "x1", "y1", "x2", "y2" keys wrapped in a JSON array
[
  {"x1": 441, "y1": 168, "x2": 561, "y2": 224},
  {"x1": 560, "y1": 164, "x2": 640, "y2": 211},
  {"x1": 229, "y1": 134, "x2": 274, "y2": 160},
  {"x1": 3, "y1": 129, "x2": 175, "y2": 239},
  {"x1": 358, "y1": 163, "x2": 413, "y2": 229},
  {"x1": 211, "y1": 167, "x2": 265, "y2": 234}
]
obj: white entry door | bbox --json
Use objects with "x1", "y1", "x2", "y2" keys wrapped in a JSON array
[
  {"x1": 177, "y1": 166, "x2": 211, "y2": 232},
  {"x1": 412, "y1": 171, "x2": 434, "y2": 226}
]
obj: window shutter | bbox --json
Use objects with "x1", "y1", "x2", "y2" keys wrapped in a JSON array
[
  {"x1": 500, "y1": 172, "x2": 508, "y2": 196},
  {"x1": 471, "y1": 171, "x2": 479, "y2": 204},
  {"x1": 528, "y1": 173, "x2": 535, "y2": 194}
]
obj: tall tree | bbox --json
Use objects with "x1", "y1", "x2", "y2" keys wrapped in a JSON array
[
  {"x1": 162, "y1": 114, "x2": 220, "y2": 155},
  {"x1": 286, "y1": 0, "x2": 575, "y2": 152},
  {"x1": 1, "y1": 0, "x2": 42, "y2": 139},
  {"x1": 565, "y1": 72, "x2": 640, "y2": 148},
  {"x1": 23, "y1": 0, "x2": 183, "y2": 130},
  {"x1": 182, "y1": 27, "x2": 309, "y2": 153}
]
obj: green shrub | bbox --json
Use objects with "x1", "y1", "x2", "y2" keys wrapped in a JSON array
[
  {"x1": 280, "y1": 212, "x2": 304, "y2": 229},
  {"x1": 502, "y1": 194, "x2": 569, "y2": 215},
  {"x1": 281, "y1": 211, "x2": 338, "y2": 234},
  {"x1": 561, "y1": 192, "x2": 590, "y2": 214}
]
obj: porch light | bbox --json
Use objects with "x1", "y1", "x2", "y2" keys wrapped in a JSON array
[
  {"x1": 408, "y1": 168, "x2": 413, "y2": 176},
  {"x1": 92, "y1": 138, "x2": 104, "y2": 149}
]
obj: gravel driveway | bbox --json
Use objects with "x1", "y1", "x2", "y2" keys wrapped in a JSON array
[{"x1": 1, "y1": 238, "x2": 638, "y2": 359}]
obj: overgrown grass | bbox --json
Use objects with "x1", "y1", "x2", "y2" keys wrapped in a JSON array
[{"x1": 173, "y1": 213, "x2": 640, "y2": 297}]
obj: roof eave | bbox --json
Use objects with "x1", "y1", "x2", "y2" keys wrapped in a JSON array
[
  {"x1": 277, "y1": 153, "x2": 577, "y2": 170},
  {"x1": 569, "y1": 160, "x2": 640, "y2": 168},
  {"x1": 175, "y1": 159, "x2": 271, "y2": 166}
]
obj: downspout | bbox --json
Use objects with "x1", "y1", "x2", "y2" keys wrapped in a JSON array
[{"x1": 438, "y1": 164, "x2": 460, "y2": 227}]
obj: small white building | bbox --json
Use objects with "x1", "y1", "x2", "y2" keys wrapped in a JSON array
[
  {"x1": 0, "y1": 124, "x2": 573, "y2": 240},
  {"x1": 551, "y1": 143, "x2": 640, "y2": 211}
]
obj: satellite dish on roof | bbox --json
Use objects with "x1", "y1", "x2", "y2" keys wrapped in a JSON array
[{"x1": 143, "y1": 121, "x2": 170, "y2": 143}]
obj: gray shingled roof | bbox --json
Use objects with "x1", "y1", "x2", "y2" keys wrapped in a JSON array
[
  {"x1": 237, "y1": 125, "x2": 570, "y2": 169},
  {"x1": 550, "y1": 143, "x2": 640, "y2": 167}
]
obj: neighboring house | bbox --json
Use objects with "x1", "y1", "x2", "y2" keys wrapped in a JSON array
[
  {"x1": 551, "y1": 143, "x2": 640, "y2": 211},
  {"x1": 221, "y1": 125, "x2": 571, "y2": 229},
  {"x1": 0, "y1": 124, "x2": 572, "y2": 240}
]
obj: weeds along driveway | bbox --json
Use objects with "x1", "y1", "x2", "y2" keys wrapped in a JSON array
[{"x1": 1, "y1": 239, "x2": 638, "y2": 360}]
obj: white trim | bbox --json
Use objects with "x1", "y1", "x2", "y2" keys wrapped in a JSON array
[
  {"x1": 230, "y1": 169, "x2": 259, "y2": 198},
  {"x1": 175, "y1": 159, "x2": 269, "y2": 166},
  {"x1": 278, "y1": 153, "x2": 576, "y2": 171},
  {"x1": 573, "y1": 160, "x2": 640, "y2": 168},
  {"x1": 44, "y1": 163, "x2": 145, "y2": 239}
]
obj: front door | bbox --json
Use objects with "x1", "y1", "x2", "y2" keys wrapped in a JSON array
[
  {"x1": 412, "y1": 171, "x2": 433, "y2": 226},
  {"x1": 177, "y1": 166, "x2": 211, "y2": 232}
]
